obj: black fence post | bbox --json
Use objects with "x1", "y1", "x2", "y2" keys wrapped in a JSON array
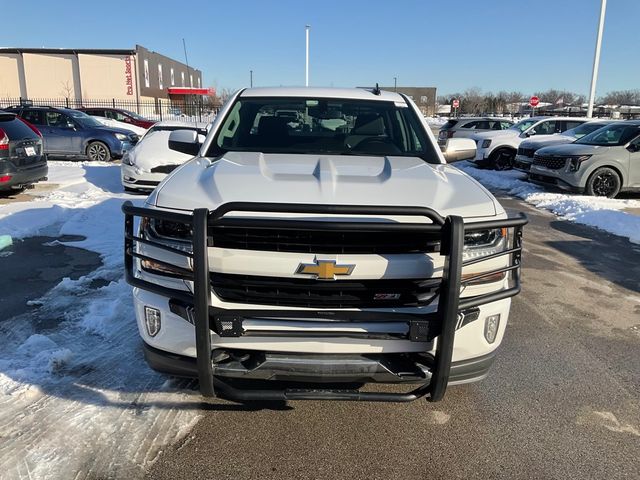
[{"x1": 65, "y1": 97, "x2": 69, "y2": 108}]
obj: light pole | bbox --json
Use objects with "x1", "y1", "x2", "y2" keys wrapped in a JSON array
[
  {"x1": 587, "y1": 0, "x2": 607, "y2": 118},
  {"x1": 305, "y1": 25, "x2": 310, "y2": 87},
  {"x1": 393, "y1": 77, "x2": 397, "y2": 92},
  {"x1": 250, "y1": 70, "x2": 253, "y2": 88}
]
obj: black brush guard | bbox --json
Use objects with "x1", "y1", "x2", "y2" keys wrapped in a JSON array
[{"x1": 123, "y1": 201, "x2": 527, "y2": 402}]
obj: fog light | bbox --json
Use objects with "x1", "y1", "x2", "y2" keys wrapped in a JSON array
[
  {"x1": 144, "y1": 307, "x2": 161, "y2": 337},
  {"x1": 484, "y1": 314, "x2": 500, "y2": 343}
]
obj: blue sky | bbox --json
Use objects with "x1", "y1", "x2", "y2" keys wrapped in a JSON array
[{"x1": 3, "y1": 0, "x2": 638, "y2": 96}]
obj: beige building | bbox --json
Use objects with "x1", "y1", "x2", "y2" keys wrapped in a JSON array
[{"x1": 0, "y1": 46, "x2": 205, "y2": 102}]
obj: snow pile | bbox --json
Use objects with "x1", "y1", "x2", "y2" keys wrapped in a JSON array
[
  {"x1": 0, "y1": 163, "x2": 202, "y2": 479},
  {"x1": 94, "y1": 116, "x2": 148, "y2": 136},
  {"x1": 457, "y1": 161, "x2": 640, "y2": 244},
  {"x1": 425, "y1": 116, "x2": 448, "y2": 128}
]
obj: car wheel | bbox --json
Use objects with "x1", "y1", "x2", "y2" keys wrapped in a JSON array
[
  {"x1": 86, "y1": 141, "x2": 111, "y2": 162},
  {"x1": 491, "y1": 149, "x2": 515, "y2": 170},
  {"x1": 586, "y1": 167, "x2": 621, "y2": 198}
]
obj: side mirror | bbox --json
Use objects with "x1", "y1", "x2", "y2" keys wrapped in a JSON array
[
  {"x1": 63, "y1": 122, "x2": 76, "y2": 130},
  {"x1": 526, "y1": 129, "x2": 537, "y2": 137},
  {"x1": 168, "y1": 129, "x2": 201, "y2": 156},
  {"x1": 443, "y1": 138, "x2": 476, "y2": 162}
]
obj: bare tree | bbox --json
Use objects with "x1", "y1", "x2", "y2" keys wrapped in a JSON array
[{"x1": 59, "y1": 80, "x2": 74, "y2": 99}]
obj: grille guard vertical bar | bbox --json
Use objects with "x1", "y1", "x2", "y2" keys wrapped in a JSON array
[
  {"x1": 429, "y1": 215, "x2": 464, "y2": 402},
  {"x1": 192, "y1": 208, "x2": 215, "y2": 397}
]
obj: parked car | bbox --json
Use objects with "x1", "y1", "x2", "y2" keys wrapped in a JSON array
[
  {"x1": 5, "y1": 106, "x2": 140, "y2": 161},
  {"x1": 529, "y1": 120, "x2": 640, "y2": 197},
  {"x1": 78, "y1": 107, "x2": 156, "y2": 129},
  {"x1": 438, "y1": 117, "x2": 514, "y2": 147},
  {"x1": 121, "y1": 121, "x2": 209, "y2": 192},
  {"x1": 514, "y1": 120, "x2": 614, "y2": 172},
  {"x1": 471, "y1": 116, "x2": 588, "y2": 170},
  {"x1": 0, "y1": 110, "x2": 47, "y2": 193},
  {"x1": 121, "y1": 87, "x2": 527, "y2": 403}
]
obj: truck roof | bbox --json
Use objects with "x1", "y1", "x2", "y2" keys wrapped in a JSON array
[{"x1": 240, "y1": 87, "x2": 406, "y2": 103}]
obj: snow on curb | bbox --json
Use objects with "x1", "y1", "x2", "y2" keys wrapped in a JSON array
[{"x1": 457, "y1": 161, "x2": 640, "y2": 244}]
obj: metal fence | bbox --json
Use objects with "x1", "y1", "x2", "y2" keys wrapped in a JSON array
[{"x1": 0, "y1": 97, "x2": 223, "y2": 124}]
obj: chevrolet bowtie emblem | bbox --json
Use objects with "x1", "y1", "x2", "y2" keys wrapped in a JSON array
[{"x1": 296, "y1": 259, "x2": 355, "y2": 280}]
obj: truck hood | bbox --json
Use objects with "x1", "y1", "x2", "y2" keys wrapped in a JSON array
[
  {"x1": 154, "y1": 153, "x2": 498, "y2": 218},
  {"x1": 535, "y1": 143, "x2": 608, "y2": 157}
]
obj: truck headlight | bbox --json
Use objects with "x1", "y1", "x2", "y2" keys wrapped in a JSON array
[
  {"x1": 115, "y1": 133, "x2": 129, "y2": 141},
  {"x1": 567, "y1": 155, "x2": 591, "y2": 172},
  {"x1": 462, "y1": 228, "x2": 508, "y2": 285},
  {"x1": 481, "y1": 139, "x2": 492, "y2": 149}
]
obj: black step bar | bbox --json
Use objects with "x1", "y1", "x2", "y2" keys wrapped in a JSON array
[{"x1": 123, "y1": 201, "x2": 527, "y2": 402}]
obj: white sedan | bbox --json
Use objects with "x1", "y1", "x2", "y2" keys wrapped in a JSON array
[{"x1": 121, "y1": 121, "x2": 209, "y2": 193}]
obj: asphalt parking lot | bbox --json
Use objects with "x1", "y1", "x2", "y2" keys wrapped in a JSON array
[{"x1": 145, "y1": 195, "x2": 640, "y2": 480}]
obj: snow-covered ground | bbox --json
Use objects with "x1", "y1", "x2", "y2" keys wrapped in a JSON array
[
  {"x1": 457, "y1": 161, "x2": 640, "y2": 244},
  {"x1": 0, "y1": 163, "x2": 202, "y2": 479}
]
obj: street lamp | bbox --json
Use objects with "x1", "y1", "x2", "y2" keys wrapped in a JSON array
[
  {"x1": 250, "y1": 70, "x2": 253, "y2": 88},
  {"x1": 587, "y1": 0, "x2": 607, "y2": 118},
  {"x1": 305, "y1": 25, "x2": 310, "y2": 87},
  {"x1": 393, "y1": 77, "x2": 397, "y2": 92}
]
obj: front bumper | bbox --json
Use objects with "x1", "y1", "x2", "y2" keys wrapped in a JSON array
[
  {"x1": 513, "y1": 155, "x2": 533, "y2": 172},
  {"x1": 0, "y1": 162, "x2": 48, "y2": 190},
  {"x1": 121, "y1": 163, "x2": 165, "y2": 191},
  {"x1": 528, "y1": 167, "x2": 584, "y2": 193},
  {"x1": 123, "y1": 201, "x2": 526, "y2": 402},
  {"x1": 143, "y1": 342, "x2": 496, "y2": 385}
]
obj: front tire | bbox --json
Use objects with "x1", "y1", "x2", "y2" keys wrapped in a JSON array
[
  {"x1": 585, "y1": 167, "x2": 621, "y2": 198},
  {"x1": 490, "y1": 148, "x2": 516, "y2": 170},
  {"x1": 86, "y1": 141, "x2": 111, "y2": 162}
]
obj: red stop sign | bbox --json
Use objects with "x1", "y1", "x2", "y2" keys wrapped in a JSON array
[
  {"x1": 452, "y1": 99, "x2": 460, "y2": 108},
  {"x1": 530, "y1": 96, "x2": 540, "y2": 107}
]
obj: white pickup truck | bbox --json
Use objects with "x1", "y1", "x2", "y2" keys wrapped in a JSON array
[{"x1": 123, "y1": 87, "x2": 526, "y2": 403}]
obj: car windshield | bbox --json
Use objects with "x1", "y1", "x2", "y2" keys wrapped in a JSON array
[
  {"x1": 575, "y1": 123, "x2": 640, "y2": 146},
  {"x1": 67, "y1": 110, "x2": 104, "y2": 128},
  {"x1": 510, "y1": 119, "x2": 537, "y2": 133},
  {"x1": 209, "y1": 97, "x2": 439, "y2": 162},
  {"x1": 562, "y1": 122, "x2": 609, "y2": 138},
  {"x1": 121, "y1": 109, "x2": 146, "y2": 120}
]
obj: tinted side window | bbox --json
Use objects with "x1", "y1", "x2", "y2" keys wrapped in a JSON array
[
  {"x1": 460, "y1": 121, "x2": 478, "y2": 129},
  {"x1": 475, "y1": 121, "x2": 491, "y2": 129},
  {"x1": 563, "y1": 121, "x2": 583, "y2": 131},
  {"x1": 114, "y1": 111, "x2": 128, "y2": 121},
  {"x1": 500, "y1": 121, "x2": 512, "y2": 129},
  {"x1": 534, "y1": 121, "x2": 557, "y2": 135},
  {"x1": 46, "y1": 111, "x2": 70, "y2": 127},
  {"x1": 21, "y1": 110, "x2": 45, "y2": 125}
]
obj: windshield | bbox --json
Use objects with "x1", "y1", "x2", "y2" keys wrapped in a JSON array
[
  {"x1": 562, "y1": 122, "x2": 609, "y2": 138},
  {"x1": 510, "y1": 119, "x2": 537, "y2": 133},
  {"x1": 575, "y1": 123, "x2": 640, "y2": 146},
  {"x1": 208, "y1": 97, "x2": 439, "y2": 162},
  {"x1": 121, "y1": 109, "x2": 146, "y2": 120},
  {"x1": 67, "y1": 110, "x2": 104, "y2": 128}
]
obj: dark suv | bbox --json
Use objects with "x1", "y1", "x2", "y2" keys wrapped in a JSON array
[
  {"x1": 78, "y1": 107, "x2": 156, "y2": 129},
  {"x1": 5, "y1": 106, "x2": 140, "y2": 161},
  {"x1": 0, "y1": 110, "x2": 47, "y2": 192}
]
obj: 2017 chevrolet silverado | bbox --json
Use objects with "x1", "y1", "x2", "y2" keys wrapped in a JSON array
[{"x1": 122, "y1": 87, "x2": 526, "y2": 403}]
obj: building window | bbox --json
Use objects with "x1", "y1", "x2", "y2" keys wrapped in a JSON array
[
  {"x1": 143, "y1": 59, "x2": 150, "y2": 88},
  {"x1": 181, "y1": 71, "x2": 185, "y2": 87},
  {"x1": 420, "y1": 95, "x2": 428, "y2": 104},
  {"x1": 158, "y1": 64, "x2": 163, "y2": 90},
  {"x1": 190, "y1": 74, "x2": 193, "y2": 87},
  {"x1": 197, "y1": 77, "x2": 201, "y2": 88},
  {"x1": 170, "y1": 68, "x2": 175, "y2": 86}
]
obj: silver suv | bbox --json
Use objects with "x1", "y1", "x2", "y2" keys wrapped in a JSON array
[
  {"x1": 528, "y1": 120, "x2": 640, "y2": 197},
  {"x1": 438, "y1": 117, "x2": 513, "y2": 147}
]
